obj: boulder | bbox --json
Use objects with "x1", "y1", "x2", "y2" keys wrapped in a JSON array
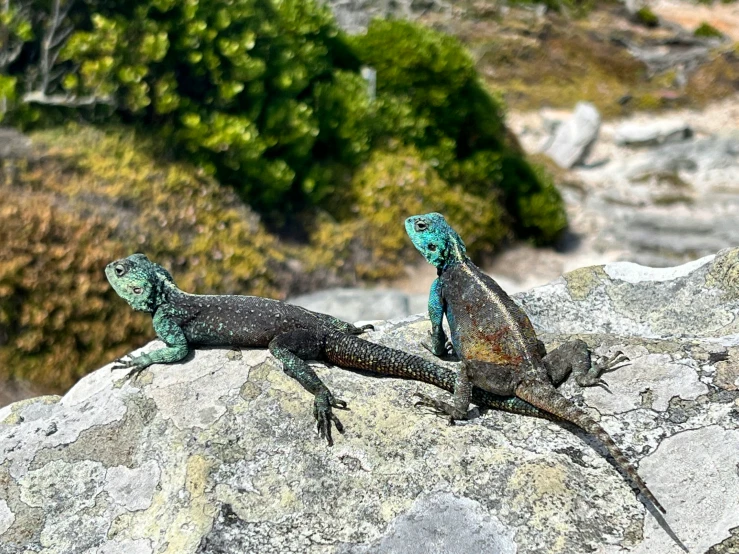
[
  {"x1": 542, "y1": 102, "x2": 601, "y2": 168},
  {"x1": 2, "y1": 250, "x2": 739, "y2": 553},
  {"x1": 0, "y1": 128, "x2": 32, "y2": 161},
  {"x1": 613, "y1": 120, "x2": 693, "y2": 147}
]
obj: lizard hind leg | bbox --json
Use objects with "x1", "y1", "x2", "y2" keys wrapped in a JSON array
[
  {"x1": 268, "y1": 330, "x2": 348, "y2": 447},
  {"x1": 544, "y1": 339, "x2": 628, "y2": 389},
  {"x1": 414, "y1": 362, "x2": 474, "y2": 422}
]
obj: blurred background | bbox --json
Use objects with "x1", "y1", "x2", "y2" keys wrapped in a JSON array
[{"x1": 0, "y1": 0, "x2": 737, "y2": 406}]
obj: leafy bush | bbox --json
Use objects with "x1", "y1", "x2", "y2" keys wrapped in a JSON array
[
  {"x1": 0, "y1": 125, "x2": 287, "y2": 391},
  {"x1": 307, "y1": 147, "x2": 509, "y2": 281},
  {"x1": 6, "y1": 2, "x2": 565, "y2": 245},
  {"x1": 58, "y1": 0, "x2": 367, "y2": 217},
  {"x1": 634, "y1": 7, "x2": 659, "y2": 28},
  {"x1": 352, "y1": 20, "x2": 566, "y2": 244},
  {"x1": 694, "y1": 22, "x2": 723, "y2": 39}
]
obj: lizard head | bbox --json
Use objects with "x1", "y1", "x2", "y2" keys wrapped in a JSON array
[
  {"x1": 405, "y1": 212, "x2": 467, "y2": 269},
  {"x1": 105, "y1": 253, "x2": 174, "y2": 312}
]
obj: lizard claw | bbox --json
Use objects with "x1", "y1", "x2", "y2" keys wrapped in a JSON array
[
  {"x1": 314, "y1": 391, "x2": 346, "y2": 447},
  {"x1": 413, "y1": 391, "x2": 466, "y2": 420},
  {"x1": 358, "y1": 324, "x2": 375, "y2": 332},
  {"x1": 124, "y1": 366, "x2": 147, "y2": 381},
  {"x1": 111, "y1": 357, "x2": 134, "y2": 371},
  {"x1": 599, "y1": 351, "x2": 630, "y2": 373}
]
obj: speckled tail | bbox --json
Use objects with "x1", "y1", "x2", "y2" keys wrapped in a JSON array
[
  {"x1": 324, "y1": 333, "x2": 555, "y2": 421},
  {"x1": 516, "y1": 380, "x2": 666, "y2": 514}
]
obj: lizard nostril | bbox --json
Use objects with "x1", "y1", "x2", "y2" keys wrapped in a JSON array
[{"x1": 115, "y1": 264, "x2": 126, "y2": 277}]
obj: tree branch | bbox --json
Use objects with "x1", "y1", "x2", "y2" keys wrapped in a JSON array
[{"x1": 22, "y1": 90, "x2": 114, "y2": 107}]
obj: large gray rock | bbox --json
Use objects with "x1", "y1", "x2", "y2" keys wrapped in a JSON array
[
  {"x1": 614, "y1": 120, "x2": 692, "y2": 147},
  {"x1": 2, "y1": 250, "x2": 739, "y2": 553},
  {"x1": 542, "y1": 102, "x2": 601, "y2": 168},
  {"x1": 323, "y1": 0, "x2": 450, "y2": 33},
  {"x1": 0, "y1": 128, "x2": 32, "y2": 161}
]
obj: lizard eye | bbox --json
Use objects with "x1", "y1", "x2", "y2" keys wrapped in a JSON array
[
  {"x1": 427, "y1": 243, "x2": 437, "y2": 252},
  {"x1": 414, "y1": 220, "x2": 428, "y2": 232},
  {"x1": 132, "y1": 287, "x2": 143, "y2": 295},
  {"x1": 115, "y1": 264, "x2": 126, "y2": 277}
]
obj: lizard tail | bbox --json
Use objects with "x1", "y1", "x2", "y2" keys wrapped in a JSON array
[
  {"x1": 323, "y1": 331, "x2": 458, "y2": 391},
  {"x1": 323, "y1": 332, "x2": 548, "y2": 418},
  {"x1": 516, "y1": 380, "x2": 666, "y2": 514}
]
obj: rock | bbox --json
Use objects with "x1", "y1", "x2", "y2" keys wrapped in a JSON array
[
  {"x1": 622, "y1": 37, "x2": 718, "y2": 75},
  {"x1": 3, "y1": 250, "x2": 739, "y2": 553},
  {"x1": 614, "y1": 120, "x2": 693, "y2": 146},
  {"x1": 0, "y1": 128, "x2": 32, "y2": 161},
  {"x1": 288, "y1": 288, "x2": 427, "y2": 322},
  {"x1": 323, "y1": 0, "x2": 451, "y2": 34},
  {"x1": 624, "y1": 135, "x2": 739, "y2": 179},
  {"x1": 542, "y1": 102, "x2": 601, "y2": 168}
]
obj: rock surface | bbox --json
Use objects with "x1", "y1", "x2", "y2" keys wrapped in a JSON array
[
  {"x1": 3, "y1": 250, "x2": 739, "y2": 553},
  {"x1": 613, "y1": 120, "x2": 692, "y2": 146},
  {"x1": 506, "y1": 99, "x2": 739, "y2": 274},
  {"x1": 542, "y1": 102, "x2": 601, "y2": 168}
]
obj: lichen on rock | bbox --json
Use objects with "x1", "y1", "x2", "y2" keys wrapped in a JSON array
[{"x1": 2, "y1": 251, "x2": 739, "y2": 553}]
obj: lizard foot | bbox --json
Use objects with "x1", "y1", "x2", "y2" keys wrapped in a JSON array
[
  {"x1": 413, "y1": 392, "x2": 466, "y2": 421},
  {"x1": 314, "y1": 391, "x2": 348, "y2": 447},
  {"x1": 576, "y1": 351, "x2": 629, "y2": 389},
  {"x1": 421, "y1": 336, "x2": 458, "y2": 360},
  {"x1": 358, "y1": 324, "x2": 375, "y2": 332},
  {"x1": 111, "y1": 358, "x2": 147, "y2": 381}
]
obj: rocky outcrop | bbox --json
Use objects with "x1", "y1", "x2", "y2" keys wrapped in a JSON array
[
  {"x1": 2, "y1": 250, "x2": 739, "y2": 553},
  {"x1": 542, "y1": 102, "x2": 601, "y2": 168}
]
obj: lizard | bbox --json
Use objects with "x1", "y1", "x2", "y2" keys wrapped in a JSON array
[
  {"x1": 107, "y1": 253, "x2": 578, "y2": 446},
  {"x1": 404, "y1": 212, "x2": 666, "y2": 514}
]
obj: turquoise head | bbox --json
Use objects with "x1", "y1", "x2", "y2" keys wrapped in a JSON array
[
  {"x1": 105, "y1": 253, "x2": 174, "y2": 312},
  {"x1": 405, "y1": 213, "x2": 467, "y2": 270}
]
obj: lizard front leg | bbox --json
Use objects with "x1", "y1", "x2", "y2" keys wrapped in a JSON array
[
  {"x1": 543, "y1": 339, "x2": 628, "y2": 388},
  {"x1": 269, "y1": 329, "x2": 347, "y2": 447},
  {"x1": 113, "y1": 312, "x2": 189, "y2": 380},
  {"x1": 423, "y1": 278, "x2": 455, "y2": 357}
]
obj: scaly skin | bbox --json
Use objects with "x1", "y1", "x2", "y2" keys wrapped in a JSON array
[
  {"x1": 106, "y1": 253, "x2": 561, "y2": 446},
  {"x1": 405, "y1": 213, "x2": 665, "y2": 514}
]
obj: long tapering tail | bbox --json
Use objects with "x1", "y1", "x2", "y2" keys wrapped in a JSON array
[
  {"x1": 516, "y1": 379, "x2": 666, "y2": 514},
  {"x1": 323, "y1": 332, "x2": 551, "y2": 420}
]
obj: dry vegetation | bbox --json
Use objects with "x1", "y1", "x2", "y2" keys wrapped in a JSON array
[{"x1": 428, "y1": 3, "x2": 738, "y2": 117}]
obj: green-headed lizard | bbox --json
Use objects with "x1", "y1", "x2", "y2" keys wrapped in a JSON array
[
  {"x1": 405, "y1": 212, "x2": 665, "y2": 514},
  {"x1": 107, "y1": 253, "x2": 572, "y2": 447}
]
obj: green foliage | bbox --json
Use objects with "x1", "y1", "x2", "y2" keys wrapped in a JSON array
[
  {"x1": 0, "y1": 125, "x2": 286, "y2": 392},
  {"x1": 635, "y1": 7, "x2": 659, "y2": 28},
  {"x1": 4, "y1": 2, "x2": 565, "y2": 245},
  {"x1": 694, "y1": 22, "x2": 723, "y2": 39},
  {"x1": 307, "y1": 147, "x2": 509, "y2": 281},
  {"x1": 59, "y1": 0, "x2": 365, "y2": 216},
  {"x1": 352, "y1": 20, "x2": 565, "y2": 244}
]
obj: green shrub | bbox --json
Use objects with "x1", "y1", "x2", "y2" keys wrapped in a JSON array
[
  {"x1": 635, "y1": 7, "x2": 659, "y2": 28},
  {"x1": 307, "y1": 147, "x2": 509, "y2": 281},
  {"x1": 352, "y1": 20, "x2": 566, "y2": 244},
  {"x1": 55, "y1": 0, "x2": 366, "y2": 216},
  {"x1": 0, "y1": 125, "x2": 286, "y2": 392},
  {"x1": 694, "y1": 22, "x2": 723, "y2": 39}
]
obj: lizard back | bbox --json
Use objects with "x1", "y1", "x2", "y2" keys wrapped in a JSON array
[
  {"x1": 442, "y1": 261, "x2": 541, "y2": 368},
  {"x1": 163, "y1": 293, "x2": 328, "y2": 347}
]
